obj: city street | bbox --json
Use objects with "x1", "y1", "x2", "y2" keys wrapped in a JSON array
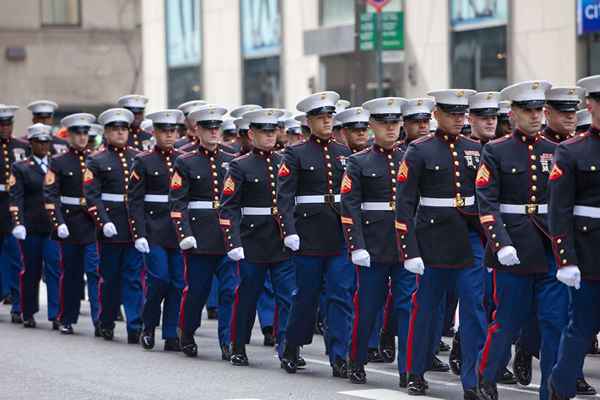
[{"x1": 1, "y1": 297, "x2": 600, "y2": 400}]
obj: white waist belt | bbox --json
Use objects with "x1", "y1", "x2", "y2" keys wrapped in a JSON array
[
  {"x1": 361, "y1": 202, "x2": 394, "y2": 211},
  {"x1": 499, "y1": 203, "x2": 548, "y2": 214},
  {"x1": 419, "y1": 196, "x2": 475, "y2": 208},
  {"x1": 574, "y1": 205, "x2": 600, "y2": 218},
  {"x1": 242, "y1": 207, "x2": 277, "y2": 216},
  {"x1": 144, "y1": 194, "x2": 169, "y2": 203},
  {"x1": 101, "y1": 193, "x2": 125, "y2": 202},
  {"x1": 188, "y1": 201, "x2": 217, "y2": 210},
  {"x1": 295, "y1": 194, "x2": 340, "y2": 204},
  {"x1": 60, "y1": 196, "x2": 84, "y2": 206},
  {"x1": 0, "y1": 184, "x2": 5, "y2": 192}
]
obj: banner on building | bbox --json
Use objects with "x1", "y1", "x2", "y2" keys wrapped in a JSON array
[
  {"x1": 450, "y1": 0, "x2": 508, "y2": 30},
  {"x1": 241, "y1": 0, "x2": 281, "y2": 59},
  {"x1": 166, "y1": 0, "x2": 201, "y2": 67},
  {"x1": 578, "y1": 0, "x2": 600, "y2": 35}
]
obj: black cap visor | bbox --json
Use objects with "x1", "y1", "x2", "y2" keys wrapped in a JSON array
[
  {"x1": 371, "y1": 113, "x2": 402, "y2": 122},
  {"x1": 546, "y1": 101, "x2": 579, "y2": 113},
  {"x1": 197, "y1": 120, "x2": 222, "y2": 129},
  {"x1": 512, "y1": 100, "x2": 545, "y2": 110},
  {"x1": 307, "y1": 106, "x2": 336, "y2": 116},
  {"x1": 470, "y1": 107, "x2": 499, "y2": 117},
  {"x1": 436, "y1": 103, "x2": 468, "y2": 114}
]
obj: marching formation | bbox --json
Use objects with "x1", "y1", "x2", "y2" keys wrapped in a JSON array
[{"x1": 0, "y1": 75, "x2": 599, "y2": 400}]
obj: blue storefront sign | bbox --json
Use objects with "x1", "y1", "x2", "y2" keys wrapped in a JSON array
[{"x1": 578, "y1": 0, "x2": 600, "y2": 35}]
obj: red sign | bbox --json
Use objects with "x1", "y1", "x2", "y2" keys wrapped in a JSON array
[{"x1": 366, "y1": 0, "x2": 391, "y2": 12}]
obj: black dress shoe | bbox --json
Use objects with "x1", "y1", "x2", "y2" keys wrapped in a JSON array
[
  {"x1": 407, "y1": 374, "x2": 427, "y2": 395},
  {"x1": 314, "y1": 319, "x2": 325, "y2": 335},
  {"x1": 512, "y1": 345, "x2": 532, "y2": 386},
  {"x1": 348, "y1": 365, "x2": 367, "y2": 384},
  {"x1": 262, "y1": 326, "x2": 276, "y2": 347},
  {"x1": 206, "y1": 308, "x2": 218, "y2": 320},
  {"x1": 116, "y1": 308, "x2": 124, "y2": 322},
  {"x1": 589, "y1": 337, "x2": 599, "y2": 354},
  {"x1": 296, "y1": 347, "x2": 306, "y2": 368},
  {"x1": 51, "y1": 319, "x2": 60, "y2": 330},
  {"x1": 221, "y1": 344, "x2": 232, "y2": 361},
  {"x1": 399, "y1": 372, "x2": 408, "y2": 388},
  {"x1": 141, "y1": 330, "x2": 155, "y2": 350},
  {"x1": 101, "y1": 327, "x2": 114, "y2": 341},
  {"x1": 438, "y1": 340, "x2": 451, "y2": 353},
  {"x1": 463, "y1": 388, "x2": 482, "y2": 400},
  {"x1": 367, "y1": 348, "x2": 384, "y2": 363},
  {"x1": 164, "y1": 338, "x2": 181, "y2": 352},
  {"x1": 230, "y1": 346, "x2": 249, "y2": 366},
  {"x1": 93, "y1": 322, "x2": 101, "y2": 338},
  {"x1": 280, "y1": 345, "x2": 298, "y2": 374},
  {"x1": 180, "y1": 334, "x2": 198, "y2": 357},
  {"x1": 478, "y1": 379, "x2": 498, "y2": 400},
  {"x1": 429, "y1": 355, "x2": 450, "y2": 372},
  {"x1": 3, "y1": 294, "x2": 12, "y2": 305},
  {"x1": 23, "y1": 318, "x2": 36, "y2": 328},
  {"x1": 332, "y1": 358, "x2": 348, "y2": 378},
  {"x1": 128, "y1": 331, "x2": 141, "y2": 344},
  {"x1": 497, "y1": 368, "x2": 517, "y2": 385},
  {"x1": 443, "y1": 327, "x2": 456, "y2": 338},
  {"x1": 576, "y1": 377, "x2": 597, "y2": 395},
  {"x1": 379, "y1": 331, "x2": 396, "y2": 363},
  {"x1": 60, "y1": 324, "x2": 74, "y2": 335},
  {"x1": 11, "y1": 313, "x2": 23, "y2": 324},
  {"x1": 449, "y1": 334, "x2": 462, "y2": 375}
]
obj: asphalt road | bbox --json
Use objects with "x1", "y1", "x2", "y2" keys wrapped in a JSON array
[{"x1": 1, "y1": 295, "x2": 600, "y2": 400}]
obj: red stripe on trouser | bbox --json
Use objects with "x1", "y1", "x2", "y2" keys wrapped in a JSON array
[
  {"x1": 17, "y1": 240, "x2": 26, "y2": 317},
  {"x1": 96, "y1": 242, "x2": 104, "y2": 323},
  {"x1": 479, "y1": 270, "x2": 500, "y2": 376},
  {"x1": 406, "y1": 274, "x2": 420, "y2": 372},
  {"x1": 382, "y1": 285, "x2": 392, "y2": 332},
  {"x1": 350, "y1": 266, "x2": 360, "y2": 362},
  {"x1": 273, "y1": 302, "x2": 279, "y2": 339},
  {"x1": 57, "y1": 243, "x2": 65, "y2": 322},
  {"x1": 178, "y1": 253, "x2": 190, "y2": 330},
  {"x1": 230, "y1": 260, "x2": 241, "y2": 345}
]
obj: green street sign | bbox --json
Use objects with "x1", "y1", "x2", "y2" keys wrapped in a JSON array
[{"x1": 359, "y1": 11, "x2": 404, "y2": 51}]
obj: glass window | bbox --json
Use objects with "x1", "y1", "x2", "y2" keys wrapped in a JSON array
[
  {"x1": 41, "y1": 0, "x2": 81, "y2": 26},
  {"x1": 243, "y1": 57, "x2": 281, "y2": 107},
  {"x1": 321, "y1": 0, "x2": 355, "y2": 27},
  {"x1": 451, "y1": 26, "x2": 507, "y2": 91},
  {"x1": 588, "y1": 34, "x2": 600, "y2": 75}
]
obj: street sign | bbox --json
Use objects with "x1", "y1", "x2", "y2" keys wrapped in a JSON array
[
  {"x1": 366, "y1": 0, "x2": 391, "y2": 13},
  {"x1": 359, "y1": 12, "x2": 404, "y2": 51}
]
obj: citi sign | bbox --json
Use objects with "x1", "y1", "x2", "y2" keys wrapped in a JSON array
[{"x1": 578, "y1": 0, "x2": 600, "y2": 34}]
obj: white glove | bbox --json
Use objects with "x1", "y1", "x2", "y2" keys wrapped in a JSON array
[
  {"x1": 351, "y1": 249, "x2": 371, "y2": 267},
  {"x1": 102, "y1": 222, "x2": 118, "y2": 238},
  {"x1": 497, "y1": 245, "x2": 520, "y2": 266},
  {"x1": 284, "y1": 234, "x2": 300, "y2": 251},
  {"x1": 11, "y1": 225, "x2": 26, "y2": 241},
  {"x1": 57, "y1": 224, "x2": 70, "y2": 239},
  {"x1": 556, "y1": 265, "x2": 581, "y2": 290},
  {"x1": 404, "y1": 257, "x2": 425, "y2": 275},
  {"x1": 134, "y1": 238, "x2": 150, "y2": 254},
  {"x1": 179, "y1": 236, "x2": 197, "y2": 250},
  {"x1": 227, "y1": 247, "x2": 245, "y2": 261}
]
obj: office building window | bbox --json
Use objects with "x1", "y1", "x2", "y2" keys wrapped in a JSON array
[
  {"x1": 41, "y1": 0, "x2": 81, "y2": 26},
  {"x1": 243, "y1": 57, "x2": 281, "y2": 107},
  {"x1": 451, "y1": 26, "x2": 507, "y2": 91},
  {"x1": 321, "y1": 0, "x2": 355, "y2": 27}
]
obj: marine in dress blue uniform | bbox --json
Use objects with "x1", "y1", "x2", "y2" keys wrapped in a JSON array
[
  {"x1": 27, "y1": 100, "x2": 68, "y2": 156},
  {"x1": 84, "y1": 108, "x2": 144, "y2": 343},
  {"x1": 128, "y1": 109, "x2": 185, "y2": 352},
  {"x1": 169, "y1": 104, "x2": 236, "y2": 360},
  {"x1": 277, "y1": 91, "x2": 354, "y2": 377},
  {"x1": 0, "y1": 105, "x2": 28, "y2": 324},
  {"x1": 219, "y1": 108, "x2": 295, "y2": 366},
  {"x1": 118, "y1": 95, "x2": 154, "y2": 152},
  {"x1": 396, "y1": 89, "x2": 487, "y2": 399},
  {"x1": 44, "y1": 113, "x2": 99, "y2": 335},
  {"x1": 10, "y1": 123, "x2": 60, "y2": 329},
  {"x1": 174, "y1": 100, "x2": 208, "y2": 149},
  {"x1": 548, "y1": 75, "x2": 600, "y2": 400},
  {"x1": 476, "y1": 81, "x2": 568, "y2": 400}
]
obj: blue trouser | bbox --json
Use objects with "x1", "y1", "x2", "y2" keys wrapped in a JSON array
[
  {"x1": 368, "y1": 308, "x2": 384, "y2": 349},
  {"x1": 407, "y1": 231, "x2": 486, "y2": 390},
  {"x1": 84, "y1": 243, "x2": 100, "y2": 323},
  {"x1": 97, "y1": 242, "x2": 144, "y2": 332},
  {"x1": 231, "y1": 259, "x2": 295, "y2": 357},
  {"x1": 257, "y1": 274, "x2": 276, "y2": 330},
  {"x1": 444, "y1": 289, "x2": 459, "y2": 333},
  {"x1": 0, "y1": 234, "x2": 22, "y2": 313},
  {"x1": 207, "y1": 276, "x2": 218, "y2": 309},
  {"x1": 286, "y1": 250, "x2": 355, "y2": 365},
  {"x1": 350, "y1": 262, "x2": 414, "y2": 372},
  {"x1": 59, "y1": 242, "x2": 98, "y2": 325},
  {"x1": 551, "y1": 280, "x2": 600, "y2": 398},
  {"x1": 479, "y1": 252, "x2": 568, "y2": 400},
  {"x1": 142, "y1": 245, "x2": 184, "y2": 339},
  {"x1": 18, "y1": 234, "x2": 60, "y2": 321},
  {"x1": 179, "y1": 254, "x2": 236, "y2": 346}
]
